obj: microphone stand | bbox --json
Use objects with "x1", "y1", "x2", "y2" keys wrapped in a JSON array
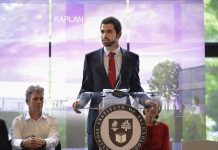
[{"x1": 111, "y1": 53, "x2": 129, "y2": 98}]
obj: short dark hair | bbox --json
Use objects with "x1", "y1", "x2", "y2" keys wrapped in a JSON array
[
  {"x1": 25, "y1": 85, "x2": 44, "y2": 103},
  {"x1": 193, "y1": 96, "x2": 200, "y2": 105},
  {"x1": 100, "y1": 16, "x2": 122, "y2": 34}
]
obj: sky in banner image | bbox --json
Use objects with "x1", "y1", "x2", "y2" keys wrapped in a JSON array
[{"x1": 0, "y1": 0, "x2": 204, "y2": 106}]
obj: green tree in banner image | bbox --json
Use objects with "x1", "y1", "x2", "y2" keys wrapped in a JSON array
[{"x1": 147, "y1": 60, "x2": 181, "y2": 110}]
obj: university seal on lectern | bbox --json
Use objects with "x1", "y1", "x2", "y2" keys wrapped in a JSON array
[{"x1": 94, "y1": 104, "x2": 146, "y2": 150}]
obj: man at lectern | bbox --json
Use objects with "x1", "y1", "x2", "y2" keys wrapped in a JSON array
[{"x1": 72, "y1": 16, "x2": 149, "y2": 150}]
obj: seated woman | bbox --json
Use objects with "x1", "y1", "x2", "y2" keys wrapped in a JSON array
[{"x1": 141, "y1": 100, "x2": 170, "y2": 150}]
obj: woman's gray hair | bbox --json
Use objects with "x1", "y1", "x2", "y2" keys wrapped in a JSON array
[{"x1": 25, "y1": 85, "x2": 44, "y2": 102}]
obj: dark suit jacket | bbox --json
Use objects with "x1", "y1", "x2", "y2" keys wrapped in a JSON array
[
  {"x1": 78, "y1": 48, "x2": 145, "y2": 133},
  {"x1": 0, "y1": 119, "x2": 11, "y2": 150}
]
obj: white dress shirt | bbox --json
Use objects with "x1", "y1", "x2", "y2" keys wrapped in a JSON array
[
  {"x1": 103, "y1": 46, "x2": 122, "y2": 80},
  {"x1": 191, "y1": 105, "x2": 201, "y2": 114},
  {"x1": 11, "y1": 112, "x2": 60, "y2": 150}
]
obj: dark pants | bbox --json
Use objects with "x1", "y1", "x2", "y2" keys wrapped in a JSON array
[{"x1": 88, "y1": 133, "x2": 99, "y2": 150}]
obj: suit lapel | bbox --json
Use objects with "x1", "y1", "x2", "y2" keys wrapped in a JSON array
[
  {"x1": 120, "y1": 48, "x2": 128, "y2": 80},
  {"x1": 98, "y1": 48, "x2": 111, "y2": 87}
]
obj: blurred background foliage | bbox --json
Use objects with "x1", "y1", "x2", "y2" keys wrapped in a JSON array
[
  {"x1": 204, "y1": 0, "x2": 218, "y2": 42},
  {"x1": 205, "y1": 58, "x2": 218, "y2": 140}
]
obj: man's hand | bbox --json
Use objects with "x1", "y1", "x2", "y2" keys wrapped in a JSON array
[
  {"x1": 72, "y1": 99, "x2": 81, "y2": 113},
  {"x1": 21, "y1": 136, "x2": 46, "y2": 149}
]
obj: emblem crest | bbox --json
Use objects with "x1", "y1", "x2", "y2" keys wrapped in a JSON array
[
  {"x1": 109, "y1": 119, "x2": 133, "y2": 147},
  {"x1": 94, "y1": 104, "x2": 146, "y2": 150}
]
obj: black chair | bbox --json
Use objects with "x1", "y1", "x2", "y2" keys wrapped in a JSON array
[
  {"x1": 9, "y1": 140, "x2": 12, "y2": 150},
  {"x1": 55, "y1": 142, "x2": 61, "y2": 150}
]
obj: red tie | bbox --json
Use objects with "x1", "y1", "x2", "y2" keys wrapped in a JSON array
[{"x1": 108, "y1": 52, "x2": 116, "y2": 88}]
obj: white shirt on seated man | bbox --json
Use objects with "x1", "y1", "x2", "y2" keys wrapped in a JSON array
[{"x1": 11, "y1": 85, "x2": 60, "y2": 150}]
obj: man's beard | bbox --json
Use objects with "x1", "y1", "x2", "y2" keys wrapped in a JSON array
[{"x1": 102, "y1": 39, "x2": 116, "y2": 47}]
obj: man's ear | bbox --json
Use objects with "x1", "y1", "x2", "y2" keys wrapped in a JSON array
[{"x1": 116, "y1": 32, "x2": 122, "y2": 39}]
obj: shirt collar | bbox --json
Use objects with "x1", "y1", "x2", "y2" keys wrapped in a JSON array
[
  {"x1": 104, "y1": 46, "x2": 121, "y2": 56},
  {"x1": 24, "y1": 112, "x2": 47, "y2": 120}
]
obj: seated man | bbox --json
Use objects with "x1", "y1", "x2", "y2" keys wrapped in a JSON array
[
  {"x1": 11, "y1": 85, "x2": 60, "y2": 150},
  {"x1": 0, "y1": 118, "x2": 11, "y2": 150}
]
